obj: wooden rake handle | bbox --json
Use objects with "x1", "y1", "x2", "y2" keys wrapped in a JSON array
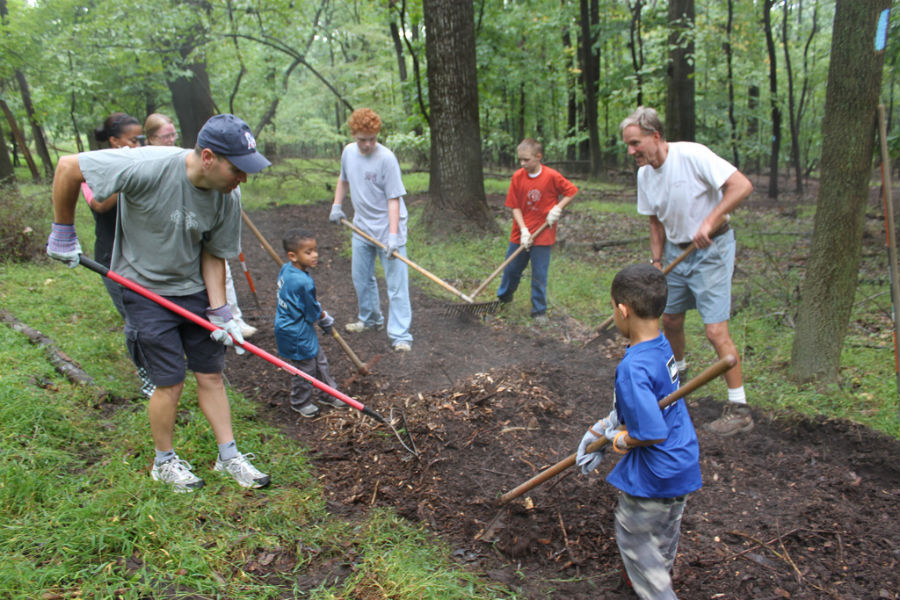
[
  {"x1": 332, "y1": 329, "x2": 369, "y2": 375},
  {"x1": 340, "y1": 218, "x2": 474, "y2": 303},
  {"x1": 242, "y1": 209, "x2": 284, "y2": 266},
  {"x1": 594, "y1": 242, "x2": 697, "y2": 332},
  {"x1": 468, "y1": 222, "x2": 551, "y2": 300},
  {"x1": 495, "y1": 355, "x2": 737, "y2": 506}
]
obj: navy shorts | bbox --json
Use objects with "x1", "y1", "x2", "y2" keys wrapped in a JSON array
[{"x1": 122, "y1": 288, "x2": 225, "y2": 387}]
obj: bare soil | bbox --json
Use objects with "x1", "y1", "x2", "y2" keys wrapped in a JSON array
[{"x1": 225, "y1": 194, "x2": 900, "y2": 599}]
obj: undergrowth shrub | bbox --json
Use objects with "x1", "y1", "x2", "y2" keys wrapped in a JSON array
[{"x1": 0, "y1": 184, "x2": 49, "y2": 262}]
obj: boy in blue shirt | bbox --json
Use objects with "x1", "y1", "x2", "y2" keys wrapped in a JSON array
[
  {"x1": 275, "y1": 228, "x2": 345, "y2": 418},
  {"x1": 576, "y1": 263, "x2": 702, "y2": 599}
]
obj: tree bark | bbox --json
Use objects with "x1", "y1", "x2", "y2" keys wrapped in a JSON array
[
  {"x1": 167, "y1": 61, "x2": 218, "y2": 149},
  {"x1": 725, "y1": 0, "x2": 739, "y2": 167},
  {"x1": 0, "y1": 115, "x2": 14, "y2": 184},
  {"x1": 782, "y1": 1, "x2": 803, "y2": 193},
  {"x1": 15, "y1": 70, "x2": 53, "y2": 179},
  {"x1": 665, "y1": 0, "x2": 695, "y2": 142},
  {"x1": 579, "y1": 0, "x2": 601, "y2": 176},
  {"x1": 790, "y1": 0, "x2": 890, "y2": 384},
  {"x1": 421, "y1": 0, "x2": 495, "y2": 237},
  {"x1": 762, "y1": 0, "x2": 781, "y2": 198},
  {"x1": 627, "y1": 0, "x2": 645, "y2": 106},
  {"x1": 0, "y1": 98, "x2": 38, "y2": 180}
]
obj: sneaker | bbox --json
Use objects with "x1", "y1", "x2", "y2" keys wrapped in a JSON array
[
  {"x1": 318, "y1": 395, "x2": 346, "y2": 409},
  {"x1": 345, "y1": 320, "x2": 384, "y2": 333},
  {"x1": 393, "y1": 341, "x2": 412, "y2": 352},
  {"x1": 704, "y1": 403, "x2": 754, "y2": 436},
  {"x1": 238, "y1": 321, "x2": 258, "y2": 338},
  {"x1": 214, "y1": 452, "x2": 270, "y2": 489},
  {"x1": 290, "y1": 402, "x2": 320, "y2": 418},
  {"x1": 151, "y1": 457, "x2": 205, "y2": 493}
]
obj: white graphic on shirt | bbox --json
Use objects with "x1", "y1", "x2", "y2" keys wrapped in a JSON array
[
  {"x1": 170, "y1": 209, "x2": 200, "y2": 231},
  {"x1": 525, "y1": 188, "x2": 542, "y2": 211}
]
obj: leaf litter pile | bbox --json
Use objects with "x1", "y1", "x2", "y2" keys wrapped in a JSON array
[{"x1": 223, "y1": 198, "x2": 899, "y2": 599}]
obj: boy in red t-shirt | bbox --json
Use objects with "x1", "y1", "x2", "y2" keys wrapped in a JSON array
[{"x1": 496, "y1": 138, "x2": 578, "y2": 321}]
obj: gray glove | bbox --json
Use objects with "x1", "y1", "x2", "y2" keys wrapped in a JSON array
[
  {"x1": 576, "y1": 420, "x2": 607, "y2": 474},
  {"x1": 318, "y1": 311, "x2": 334, "y2": 334},
  {"x1": 206, "y1": 305, "x2": 246, "y2": 355},
  {"x1": 386, "y1": 233, "x2": 401, "y2": 258},
  {"x1": 329, "y1": 204, "x2": 346, "y2": 224},
  {"x1": 46, "y1": 223, "x2": 83, "y2": 268}
]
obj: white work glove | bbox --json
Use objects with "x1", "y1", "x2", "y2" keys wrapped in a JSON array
[
  {"x1": 546, "y1": 205, "x2": 563, "y2": 226},
  {"x1": 576, "y1": 420, "x2": 608, "y2": 474},
  {"x1": 575, "y1": 407, "x2": 619, "y2": 475},
  {"x1": 519, "y1": 226, "x2": 533, "y2": 249},
  {"x1": 329, "y1": 204, "x2": 346, "y2": 224},
  {"x1": 46, "y1": 223, "x2": 83, "y2": 268},
  {"x1": 206, "y1": 305, "x2": 246, "y2": 355},
  {"x1": 318, "y1": 311, "x2": 334, "y2": 334},
  {"x1": 386, "y1": 233, "x2": 401, "y2": 258},
  {"x1": 604, "y1": 420, "x2": 630, "y2": 454}
]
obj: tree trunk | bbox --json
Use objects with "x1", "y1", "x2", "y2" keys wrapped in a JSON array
[
  {"x1": 0, "y1": 115, "x2": 14, "y2": 184},
  {"x1": 790, "y1": 0, "x2": 890, "y2": 384},
  {"x1": 0, "y1": 98, "x2": 38, "y2": 180},
  {"x1": 782, "y1": 1, "x2": 803, "y2": 193},
  {"x1": 747, "y1": 84, "x2": 760, "y2": 173},
  {"x1": 665, "y1": 0, "x2": 695, "y2": 142},
  {"x1": 725, "y1": 0, "x2": 739, "y2": 167},
  {"x1": 167, "y1": 61, "x2": 218, "y2": 148},
  {"x1": 627, "y1": 0, "x2": 645, "y2": 106},
  {"x1": 579, "y1": 0, "x2": 601, "y2": 176},
  {"x1": 421, "y1": 0, "x2": 495, "y2": 237},
  {"x1": 762, "y1": 0, "x2": 780, "y2": 198},
  {"x1": 15, "y1": 70, "x2": 53, "y2": 179}
]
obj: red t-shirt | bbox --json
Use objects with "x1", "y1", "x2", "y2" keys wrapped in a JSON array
[{"x1": 506, "y1": 166, "x2": 578, "y2": 246}]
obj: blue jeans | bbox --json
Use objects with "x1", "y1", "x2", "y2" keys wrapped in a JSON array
[
  {"x1": 351, "y1": 235, "x2": 413, "y2": 345},
  {"x1": 496, "y1": 243, "x2": 552, "y2": 316}
]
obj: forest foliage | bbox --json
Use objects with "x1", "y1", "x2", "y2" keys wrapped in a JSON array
[{"x1": 0, "y1": 0, "x2": 896, "y2": 177}]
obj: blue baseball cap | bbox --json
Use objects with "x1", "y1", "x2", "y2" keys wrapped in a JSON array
[{"x1": 197, "y1": 114, "x2": 271, "y2": 174}]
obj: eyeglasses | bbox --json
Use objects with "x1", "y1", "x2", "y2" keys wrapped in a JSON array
[{"x1": 153, "y1": 132, "x2": 179, "y2": 142}]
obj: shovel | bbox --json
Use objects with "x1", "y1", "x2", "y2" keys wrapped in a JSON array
[
  {"x1": 495, "y1": 355, "x2": 737, "y2": 506},
  {"x1": 77, "y1": 254, "x2": 387, "y2": 425}
]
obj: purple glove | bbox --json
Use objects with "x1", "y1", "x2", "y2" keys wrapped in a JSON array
[{"x1": 46, "y1": 223, "x2": 83, "y2": 268}]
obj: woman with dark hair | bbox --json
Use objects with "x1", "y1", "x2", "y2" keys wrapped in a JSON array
[{"x1": 84, "y1": 112, "x2": 156, "y2": 395}]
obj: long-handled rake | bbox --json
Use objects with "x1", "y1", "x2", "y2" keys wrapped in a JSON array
[
  {"x1": 237, "y1": 251, "x2": 262, "y2": 311},
  {"x1": 77, "y1": 255, "x2": 418, "y2": 457},
  {"x1": 494, "y1": 355, "x2": 736, "y2": 506}
]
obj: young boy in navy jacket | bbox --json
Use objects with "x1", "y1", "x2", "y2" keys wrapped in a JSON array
[
  {"x1": 274, "y1": 228, "x2": 345, "y2": 418},
  {"x1": 576, "y1": 263, "x2": 702, "y2": 599}
]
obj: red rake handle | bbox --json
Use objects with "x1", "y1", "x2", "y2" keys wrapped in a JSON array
[
  {"x1": 495, "y1": 355, "x2": 737, "y2": 506},
  {"x1": 77, "y1": 255, "x2": 385, "y2": 424}
]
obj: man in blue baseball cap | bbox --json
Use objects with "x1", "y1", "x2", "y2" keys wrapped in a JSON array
[{"x1": 47, "y1": 114, "x2": 271, "y2": 493}]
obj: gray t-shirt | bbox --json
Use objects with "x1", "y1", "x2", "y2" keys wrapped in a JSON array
[
  {"x1": 339, "y1": 142, "x2": 408, "y2": 246},
  {"x1": 79, "y1": 146, "x2": 242, "y2": 296}
]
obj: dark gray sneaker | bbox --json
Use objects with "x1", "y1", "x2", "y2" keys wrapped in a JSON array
[{"x1": 704, "y1": 403, "x2": 754, "y2": 436}]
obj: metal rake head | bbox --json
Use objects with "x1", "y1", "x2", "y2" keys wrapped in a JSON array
[{"x1": 442, "y1": 300, "x2": 502, "y2": 317}]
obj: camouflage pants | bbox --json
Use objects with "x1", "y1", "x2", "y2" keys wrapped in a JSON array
[{"x1": 614, "y1": 491, "x2": 687, "y2": 600}]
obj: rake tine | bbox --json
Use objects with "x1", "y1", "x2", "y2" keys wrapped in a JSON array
[{"x1": 389, "y1": 406, "x2": 419, "y2": 458}]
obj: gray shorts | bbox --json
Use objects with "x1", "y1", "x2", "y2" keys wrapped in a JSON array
[
  {"x1": 122, "y1": 288, "x2": 225, "y2": 387},
  {"x1": 664, "y1": 229, "x2": 735, "y2": 324}
]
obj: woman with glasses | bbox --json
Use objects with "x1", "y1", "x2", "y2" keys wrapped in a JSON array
[{"x1": 143, "y1": 112, "x2": 257, "y2": 339}]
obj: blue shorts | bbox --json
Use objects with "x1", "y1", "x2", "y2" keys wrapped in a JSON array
[
  {"x1": 663, "y1": 230, "x2": 735, "y2": 324},
  {"x1": 122, "y1": 288, "x2": 225, "y2": 387}
]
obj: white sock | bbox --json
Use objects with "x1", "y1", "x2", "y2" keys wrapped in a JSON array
[
  {"x1": 675, "y1": 359, "x2": 687, "y2": 373},
  {"x1": 727, "y1": 386, "x2": 747, "y2": 405}
]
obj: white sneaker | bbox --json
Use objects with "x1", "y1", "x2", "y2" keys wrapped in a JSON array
[
  {"x1": 151, "y1": 457, "x2": 205, "y2": 493},
  {"x1": 290, "y1": 402, "x2": 320, "y2": 418},
  {"x1": 214, "y1": 452, "x2": 270, "y2": 489},
  {"x1": 237, "y1": 321, "x2": 258, "y2": 338},
  {"x1": 393, "y1": 341, "x2": 412, "y2": 352},
  {"x1": 345, "y1": 320, "x2": 384, "y2": 333}
]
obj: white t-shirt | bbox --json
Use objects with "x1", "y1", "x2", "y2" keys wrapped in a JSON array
[
  {"x1": 79, "y1": 146, "x2": 242, "y2": 295},
  {"x1": 636, "y1": 142, "x2": 736, "y2": 244},
  {"x1": 339, "y1": 142, "x2": 408, "y2": 246}
]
